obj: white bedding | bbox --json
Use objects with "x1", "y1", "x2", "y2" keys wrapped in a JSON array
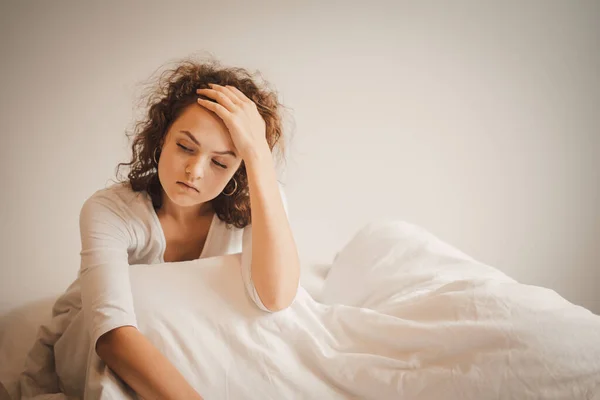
[{"x1": 6, "y1": 221, "x2": 600, "y2": 399}]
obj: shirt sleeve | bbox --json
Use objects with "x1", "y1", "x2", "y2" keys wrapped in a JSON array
[
  {"x1": 78, "y1": 194, "x2": 138, "y2": 349},
  {"x1": 240, "y1": 182, "x2": 290, "y2": 312}
]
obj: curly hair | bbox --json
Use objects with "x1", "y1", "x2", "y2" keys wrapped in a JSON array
[{"x1": 115, "y1": 55, "x2": 288, "y2": 229}]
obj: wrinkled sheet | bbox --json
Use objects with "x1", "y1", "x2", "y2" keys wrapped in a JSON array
[{"x1": 19, "y1": 221, "x2": 600, "y2": 399}]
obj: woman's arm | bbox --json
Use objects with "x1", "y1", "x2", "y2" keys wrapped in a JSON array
[
  {"x1": 79, "y1": 194, "x2": 202, "y2": 399},
  {"x1": 96, "y1": 326, "x2": 203, "y2": 400},
  {"x1": 194, "y1": 83, "x2": 300, "y2": 311},
  {"x1": 245, "y1": 145, "x2": 301, "y2": 311}
]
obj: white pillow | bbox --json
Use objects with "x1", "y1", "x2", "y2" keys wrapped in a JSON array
[
  {"x1": 131, "y1": 253, "x2": 267, "y2": 325},
  {"x1": 82, "y1": 254, "x2": 272, "y2": 399}
]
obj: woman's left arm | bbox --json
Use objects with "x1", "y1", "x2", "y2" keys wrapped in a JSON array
[{"x1": 244, "y1": 146, "x2": 300, "y2": 311}]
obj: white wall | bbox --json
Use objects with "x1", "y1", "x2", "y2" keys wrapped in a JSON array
[{"x1": 1, "y1": 0, "x2": 598, "y2": 315}]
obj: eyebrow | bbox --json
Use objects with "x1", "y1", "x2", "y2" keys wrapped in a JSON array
[{"x1": 179, "y1": 130, "x2": 237, "y2": 157}]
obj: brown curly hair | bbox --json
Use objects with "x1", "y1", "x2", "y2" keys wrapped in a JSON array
[{"x1": 115, "y1": 55, "x2": 288, "y2": 229}]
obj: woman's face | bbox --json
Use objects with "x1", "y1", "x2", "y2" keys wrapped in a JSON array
[{"x1": 157, "y1": 103, "x2": 242, "y2": 208}]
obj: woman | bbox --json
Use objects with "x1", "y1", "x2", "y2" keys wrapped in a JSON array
[{"x1": 20, "y1": 58, "x2": 300, "y2": 400}]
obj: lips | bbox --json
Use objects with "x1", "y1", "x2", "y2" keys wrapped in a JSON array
[{"x1": 178, "y1": 182, "x2": 199, "y2": 192}]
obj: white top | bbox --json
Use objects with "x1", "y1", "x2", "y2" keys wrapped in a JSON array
[{"x1": 74, "y1": 181, "x2": 288, "y2": 348}]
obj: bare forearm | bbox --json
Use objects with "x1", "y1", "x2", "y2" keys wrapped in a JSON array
[
  {"x1": 245, "y1": 147, "x2": 301, "y2": 311},
  {"x1": 96, "y1": 326, "x2": 203, "y2": 400}
]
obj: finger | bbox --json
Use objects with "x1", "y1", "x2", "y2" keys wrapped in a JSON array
[
  {"x1": 224, "y1": 85, "x2": 251, "y2": 104},
  {"x1": 206, "y1": 83, "x2": 243, "y2": 106},
  {"x1": 218, "y1": 85, "x2": 246, "y2": 105},
  {"x1": 196, "y1": 88, "x2": 238, "y2": 112},
  {"x1": 226, "y1": 85, "x2": 262, "y2": 113},
  {"x1": 197, "y1": 98, "x2": 230, "y2": 120}
]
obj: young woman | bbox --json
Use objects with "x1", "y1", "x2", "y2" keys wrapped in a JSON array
[{"x1": 21, "y1": 58, "x2": 300, "y2": 400}]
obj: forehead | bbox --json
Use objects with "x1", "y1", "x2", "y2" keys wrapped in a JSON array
[{"x1": 170, "y1": 104, "x2": 233, "y2": 147}]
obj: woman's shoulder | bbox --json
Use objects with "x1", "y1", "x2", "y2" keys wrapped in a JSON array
[{"x1": 80, "y1": 181, "x2": 151, "y2": 221}]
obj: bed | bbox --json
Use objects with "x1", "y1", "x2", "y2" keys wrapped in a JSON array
[{"x1": 2, "y1": 220, "x2": 599, "y2": 399}]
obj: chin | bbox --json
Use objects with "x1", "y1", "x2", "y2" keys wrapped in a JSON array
[
  {"x1": 164, "y1": 185, "x2": 197, "y2": 203},
  {"x1": 168, "y1": 183, "x2": 219, "y2": 206}
]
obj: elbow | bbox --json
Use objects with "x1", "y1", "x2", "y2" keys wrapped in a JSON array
[
  {"x1": 263, "y1": 298, "x2": 292, "y2": 312},
  {"x1": 259, "y1": 287, "x2": 298, "y2": 312},
  {"x1": 95, "y1": 334, "x2": 112, "y2": 361},
  {"x1": 95, "y1": 325, "x2": 137, "y2": 359},
  {"x1": 96, "y1": 330, "x2": 115, "y2": 357}
]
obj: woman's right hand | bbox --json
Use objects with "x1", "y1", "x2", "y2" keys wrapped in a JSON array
[{"x1": 96, "y1": 326, "x2": 204, "y2": 400}]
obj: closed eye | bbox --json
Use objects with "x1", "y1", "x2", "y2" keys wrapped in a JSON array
[
  {"x1": 213, "y1": 160, "x2": 227, "y2": 169},
  {"x1": 177, "y1": 143, "x2": 192, "y2": 152},
  {"x1": 178, "y1": 143, "x2": 227, "y2": 169}
]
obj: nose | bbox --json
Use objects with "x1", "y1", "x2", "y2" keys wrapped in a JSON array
[{"x1": 186, "y1": 156, "x2": 208, "y2": 180}]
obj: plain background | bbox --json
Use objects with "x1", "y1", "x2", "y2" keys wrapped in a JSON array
[{"x1": 0, "y1": 0, "x2": 598, "y2": 316}]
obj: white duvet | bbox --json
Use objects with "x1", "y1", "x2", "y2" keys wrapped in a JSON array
[{"x1": 19, "y1": 221, "x2": 600, "y2": 399}]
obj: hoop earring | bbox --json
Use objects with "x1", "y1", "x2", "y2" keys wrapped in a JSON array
[
  {"x1": 153, "y1": 147, "x2": 160, "y2": 165},
  {"x1": 222, "y1": 178, "x2": 237, "y2": 196}
]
